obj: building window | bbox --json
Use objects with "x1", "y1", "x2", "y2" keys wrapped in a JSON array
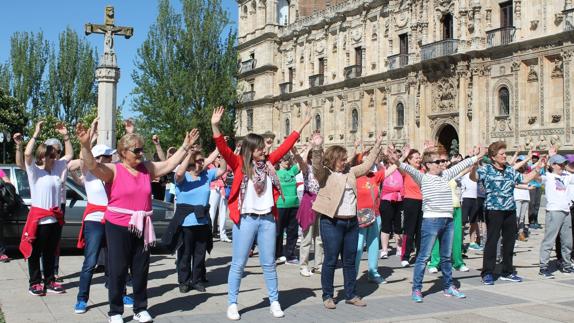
[
  {"x1": 351, "y1": 109, "x2": 359, "y2": 132},
  {"x1": 318, "y1": 58, "x2": 325, "y2": 75},
  {"x1": 355, "y1": 47, "x2": 362, "y2": 66},
  {"x1": 396, "y1": 103, "x2": 405, "y2": 127},
  {"x1": 399, "y1": 34, "x2": 409, "y2": 54},
  {"x1": 247, "y1": 109, "x2": 254, "y2": 131},
  {"x1": 315, "y1": 114, "x2": 321, "y2": 132},
  {"x1": 285, "y1": 118, "x2": 290, "y2": 136},
  {"x1": 499, "y1": 87, "x2": 510, "y2": 116},
  {"x1": 442, "y1": 13, "x2": 453, "y2": 39},
  {"x1": 500, "y1": 1, "x2": 513, "y2": 27}
]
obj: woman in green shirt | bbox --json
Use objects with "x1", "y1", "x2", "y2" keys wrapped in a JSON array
[{"x1": 276, "y1": 154, "x2": 300, "y2": 264}]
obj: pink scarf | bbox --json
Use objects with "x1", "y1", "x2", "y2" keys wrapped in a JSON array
[{"x1": 107, "y1": 206, "x2": 155, "y2": 250}]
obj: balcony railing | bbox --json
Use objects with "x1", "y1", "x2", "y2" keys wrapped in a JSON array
[
  {"x1": 240, "y1": 91, "x2": 255, "y2": 103},
  {"x1": 486, "y1": 26, "x2": 516, "y2": 47},
  {"x1": 309, "y1": 74, "x2": 324, "y2": 87},
  {"x1": 279, "y1": 82, "x2": 292, "y2": 94},
  {"x1": 421, "y1": 39, "x2": 459, "y2": 61},
  {"x1": 239, "y1": 59, "x2": 256, "y2": 73},
  {"x1": 344, "y1": 65, "x2": 362, "y2": 79},
  {"x1": 387, "y1": 53, "x2": 409, "y2": 70}
]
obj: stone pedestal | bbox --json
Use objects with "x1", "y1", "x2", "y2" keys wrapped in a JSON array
[{"x1": 95, "y1": 65, "x2": 120, "y2": 148}]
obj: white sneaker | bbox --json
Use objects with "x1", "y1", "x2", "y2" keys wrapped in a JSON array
[
  {"x1": 134, "y1": 310, "x2": 153, "y2": 323},
  {"x1": 379, "y1": 251, "x2": 388, "y2": 259},
  {"x1": 395, "y1": 247, "x2": 402, "y2": 257},
  {"x1": 269, "y1": 301, "x2": 285, "y2": 318},
  {"x1": 108, "y1": 315, "x2": 124, "y2": 323},
  {"x1": 428, "y1": 267, "x2": 438, "y2": 274},
  {"x1": 401, "y1": 260, "x2": 410, "y2": 267},
  {"x1": 227, "y1": 304, "x2": 240, "y2": 321},
  {"x1": 300, "y1": 267, "x2": 313, "y2": 277},
  {"x1": 276, "y1": 256, "x2": 286, "y2": 264},
  {"x1": 457, "y1": 265, "x2": 470, "y2": 272}
]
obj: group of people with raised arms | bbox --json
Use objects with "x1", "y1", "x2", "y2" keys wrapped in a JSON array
[{"x1": 10, "y1": 105, "x2": 574, "y2": 322}]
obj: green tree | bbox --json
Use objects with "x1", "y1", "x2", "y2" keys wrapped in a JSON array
[
  {"x1": 0, "y1": 88, "x2": 28, "y2": 163},
  {"x1": 132, "y1": 0, "x2": 238, "y2": 152},
  {"x1": 44, "y1": 27, "x2": 97, "y2": 125}
]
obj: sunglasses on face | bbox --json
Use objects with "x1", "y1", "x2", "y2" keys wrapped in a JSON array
[
  {"x1": 429, "y1": 159, "x2": 448, "y2": 165},
  {"x1": 129, "y1": 147, "x2": 145, "y2": 155},
  {"x1": 195, "y1": 158, "x2": 205, "y2": 163}
]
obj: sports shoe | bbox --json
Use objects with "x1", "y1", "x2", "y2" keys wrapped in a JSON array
[
  {"x1": 443, "y1": 286, "x2": 466, "y2": 298},
  {"x1": 286, "y1": 258, "x2": 299, "y2": 265},
  {"x1": 539, "y1": 269, "x2": 555, "y2": 279},
  {"x1": 221, "y1": 236, "x2": 232, "y2": 243},
  {"x1": 395, "y1": 246, "x2": 402, "y2": 257},
  {"x1": 227, "y1": 303, "x2": 240, "y2": 320},
  {"x1": 499, "y1": 273, "x2": 522, "y2": 283},
  {"x1": 323, "y1": 298, "x2": 336, "y2": 309},
  {"x1": 123, "y1": 295, "x2": 134, "y2": 308},
  {"x1": 379, "y1": 251, "x2": 388, "y2": 259},
  {"x1": 46, "y1": 281, "x2": 66, "y2": 294},
  {"x1": 191, "y1": 283, "x2": 206, "y2": 292},
  {"x1": 482, "y1": 273, "x2": 495, "y2": 285},
  {"x1": 276, "y1": 256, "x2": 286, "y2": 264},
  {"x1": 29, "y1": 283, "x2": 45, "y2": 296},
  {"x1": 108, "y1": 314, "x2": 124, "y2": 323},
  {"x1": 134, "y1": 310, "x2": 153, "y2": 323},
  {"x1": 411, "y1": 290, "x2": 423, "y2": 303},
  {"x1": 428, "y1": 267, "x2": 438, "y2": 274},
  {"x1": 560, "y1": 266, "x2": 574, "y2": 275},
  {"x1": 368, "y1": 275, "x2": 387, "y2": 284},
  {"x1": 269, "y1": 301, "x2": 284, "y2": 318},
  {"x1": 345, "y1": 296, "x2": 367, "y2": 307},
  {"x1": 456, "y1": 265, "x2": 470, "y2": 272},
  {"x1": 0, "y1": 254, "x2": 11, "y2": 262},
  {"x1": 400, "y1": 260, "x2": 410, "y2": 267},
  {"x1": 179, "y1": 282, "x2": 190, "y2": 293},
  {"x1": 312, "y1": 267, "x2": 322, "y2": 274},
  {"x1": 300, "y1": 267, "x2": 313, "y2": 277},
  {"x1": 74, "y1": 300, "x2": 87, "y2": 314}
]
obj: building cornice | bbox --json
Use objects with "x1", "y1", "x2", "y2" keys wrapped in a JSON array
[{"x1": 239, "y1": 64, "x2": 278, "y2": 79}]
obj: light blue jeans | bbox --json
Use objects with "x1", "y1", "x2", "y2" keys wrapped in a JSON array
[
  {"x1": 228, "y1": 213, "x2": 278, "y2": 305},
  {"x1": 355, "y1": 216, "x2": 382, "y2": 279}
]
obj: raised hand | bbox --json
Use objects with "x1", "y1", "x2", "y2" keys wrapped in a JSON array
[
  {"x1": 124, "y1": 119, "x2": 135, "y2": 134},
  {"x1": 152, "y1": 134, "x2": 160, "y2": 145},
  {"x1": 33, "y1": 121, "x2": 45, "y2": 137},
  {"x1": 472, "y1": 145, "x2": 480, "y2": 156},
  {"x1": 548, "y1": 145, "x2": 558, "y2": 157},
  {"x1": 75, "y1": 123, "x2": 91, "y2": 147},
  {"x1": 311, "y1": 132, "x2": 323, "y2": 147},
  {"x1": 526, "y1": 147, "x2": 533, "y2": 160},
  {"x1": 476, "y1": 145, "x2": 488, "y2": 159},
  {"x1": 55, "y1": 122, "x2": 68, "y2": 135},
  {"x1": 401, "y1": 144, "x2": 411, "y2": 160},
  {"x1": 211, "y1": 106, "x2": 225, "y2": 125},
  {"x1": 423, "y1": 140, "x2": 435, "y2": 151},
  {"x1": 13, "y1": 133, "x2": 23, "y2": 145},
  {"x1": 376, "y1": 131, "x2": 385, "y2": 145},
  {"x1": 89, "y1": 117, "x2": 99, "y2": 141},
  {"x1": 184, "y1": 129, "x2": 200, "y2": 147}
]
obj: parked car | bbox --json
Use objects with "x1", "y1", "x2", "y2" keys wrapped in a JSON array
[{"x1": 0, "y1": 164, "x2": 174, "y2": 251}]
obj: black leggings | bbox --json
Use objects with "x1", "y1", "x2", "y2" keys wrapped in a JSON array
[
  {"x1": 177, "y1": 225, "x2": 209, "y2": 285},
  {"x1": 401, "y1": 198, "x2": 422, "y2": 262},
  {"x1": 380, "y1": 200, "x2": 403, "y2": 234},
  {"x1": 28, "y1": 223, "x2": 61, "y2": 286}
]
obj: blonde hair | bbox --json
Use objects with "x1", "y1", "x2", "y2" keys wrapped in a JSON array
[
  {"x1": 35, "y1": 144, "x2": 55, "y2": 166},
  {"x1": 117, "y1": 133, "x2": 144, "y2": 160}
]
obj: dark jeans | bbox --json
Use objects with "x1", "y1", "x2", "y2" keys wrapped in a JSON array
[
  {"x1": 401, "y1": 198, "x2": 423, "y2": 262},
  {"x1": 482, "y1": 210, "x2": 517, "y2": 276},
  {"x1": 276, "y1": 207, "x2": 299, "y2": 260},
  {"x1": 177, "y1": 225, "x2": 209, "y2": 285},
  {"x1": 0, "y1": 217, "x2": 6, "y2": 255},
  {"x1": 29, "y1": 223, "x2": 61, "y2": 286},
  {"x1": 528, "y1": 187, "x2": 542, "y2": 225},
  {"x1": 106, "y1": 222, "x2": 150, "y2": 316},
  {"x1": 320, "y1": 215, "x2": 359, "y2": 301},
  {"x1": 77, "y1": 221, "x2": 105, "y2": 302}
]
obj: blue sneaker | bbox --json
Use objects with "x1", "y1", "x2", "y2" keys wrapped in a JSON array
[
  {"x1": 123, "y1": 295, "x2": 134, "y2": 308},
  {"x1": 443, "y1": 286, "x2": 466, "y2": 299},
  {"x1": 74, "y1": 301, "x2": 87, "y2": 314},
  {"x1": 500, "y1": 273, "x2": 522, "y2": 283},
  {"x1": 482, "y1": 273, "x2": 495, "y2": 285},
  {"x1": 411, "y1": 290, "x2": 423, "y2": 303}
]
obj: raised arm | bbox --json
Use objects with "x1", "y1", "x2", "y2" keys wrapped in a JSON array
[
  {"x1": 175, "y1": 152, "x2": 192, "y2": 184},
  {"x1": 152, "y1": 135, "x2": 166, "y2": 161},
  {"x1": 350, "y1": 132, "x2": 384, "y2": 178},
  {"x1": 203, "y1": 148, "x2": 219, "y2": 172},
  {"x1": 24, "y1": 121, "x2": 44, "y2": 166},
  {"x1": 215, "y1": 155, "x2": 227, "y2": 178},
  {"x1": 13, "y1": 133, "x2": 25, "y2": 170},
  {"x1": 268, "y1": 112, "x2": 311, "y2": 164},
  {"x1": 310, "y1": 133, "x2": 328, "y2": 186},
  {"x1": 211, "y1": 107, "x2": 241, "y2": 170},
  {"x1": 55, "y1": 122, "x2": 73, "y2": 161},
  {"x1": 443, "y1": 156, "x2": 479, "y2": 181},
  {"x1": 76, "y1": 123, "x2": 115, "y2": 183},
  {"x1": 146, "y1": 129, "x2": 199, "y2": 179},
  {"x1": 399, "y1": 163, "x2": 424, "y2": 185},
  {"x1": 291, "y1": 145, "x2": 308, "y2": 176}
]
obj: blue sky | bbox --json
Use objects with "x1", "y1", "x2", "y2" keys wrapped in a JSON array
[{"x1": 0, "y1": 0, "x2": 238, "y2": 118}]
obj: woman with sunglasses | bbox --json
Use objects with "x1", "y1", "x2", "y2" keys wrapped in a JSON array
[
  {"x1": 77, "y1": 123, "x2": 199, "y2": 323},
  {"x1": 19, "y1": 121, "x2": 68, "y2": 296},
  {"x1": 211, "y1": 106, "x2": 311, "y2": 320},
  {"x1": 311, "y1": 131, "x2": 384, "y2": 309},
  {"x1": 396, "y1": 145, "x2": 485, "y2": 303}
]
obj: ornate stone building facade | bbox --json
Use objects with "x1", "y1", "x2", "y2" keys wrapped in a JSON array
[{"x1": 236, "y1": 0, "x2": 574, "y2": 154}]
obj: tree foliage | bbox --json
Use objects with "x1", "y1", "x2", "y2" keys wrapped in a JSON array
[
  {"x1": 0, "y1": 88, "x2": 27, "y2": 163},
  {"x1": 132, "y1": 0, "x2": 238, "y2": 152}
]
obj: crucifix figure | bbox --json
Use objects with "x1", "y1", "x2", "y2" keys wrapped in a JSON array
[{"x1": 84, "y1": 6, "x2": 133, "y2": 148}]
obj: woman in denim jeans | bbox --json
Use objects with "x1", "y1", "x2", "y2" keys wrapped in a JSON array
[
  {"x1": 211, "y1": 107, "x2": 311, "y2": 321},
  {"x1": 396, "y1": 145, "x2": 485, "y2": 303},
  {"x1": 310, "y1": 132, "x2": 383, "y2": 309}
]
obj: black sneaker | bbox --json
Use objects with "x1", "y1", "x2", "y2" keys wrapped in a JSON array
[
  {"x1": 46, "y1": 281, "x2": 66, "y2": 294},
  {"x1": 179, "y1": 283, "x2": 190, "y2": 293},
  {"x1": 539, "y1": 269, "x2": 555, "y2": 279},
  {"x1": 560, "y1": 267, "x2": 574, "y2": 275},
  {"x1": 28, "y1": 283, "x2": 46, "y2": 296},
  {"x1": 191, "y1": 283, "x2": 206, "y2": 292}
]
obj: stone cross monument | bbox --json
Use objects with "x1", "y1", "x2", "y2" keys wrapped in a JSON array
[{"x1": 85, "y1": 5, "x2": 133, "y2": 148}]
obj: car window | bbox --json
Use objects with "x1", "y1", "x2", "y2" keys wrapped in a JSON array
[
  {"x1": 14, "y1": 168, "x2": 31, "y2": 199},
  {"x1": 0, "y1": 168, "x2": 10, "y2": 178}
]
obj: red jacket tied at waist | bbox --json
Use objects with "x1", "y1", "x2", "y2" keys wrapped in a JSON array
[
  {"x1": 76, "y1": 203, "x2": 107, "y2": 249},
  {"x1": 19, "y1": 207, "x2": 64, "y2": 259}
]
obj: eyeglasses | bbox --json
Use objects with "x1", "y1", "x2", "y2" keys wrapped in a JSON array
[
  {"x1": 54, "y1": 149, "x2": 62, "y2": 155},
  {"x1": 429, "y1": 159, "x2": 448, "y2": 165},
  {"x1": 195, "y1": 158, "x2": 205, "y2": 163},
  {"x1": 129, "y1": 147, "x2": 145, "y2": 155}
]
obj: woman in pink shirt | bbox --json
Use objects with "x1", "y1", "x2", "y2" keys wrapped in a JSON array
[
  {"x1": 77, "y1": 123, "x2": 199, "y2": 323},
  {"x1": 379, "y1": 150, "x2": 405, "y2": 259}
]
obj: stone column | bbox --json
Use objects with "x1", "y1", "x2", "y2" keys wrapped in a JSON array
[{"x1": 96, "y1": 65, "x2": 120, "y2": 148}]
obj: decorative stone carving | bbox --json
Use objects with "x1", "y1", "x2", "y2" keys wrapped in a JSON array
[
  {"x1": 432, "y1": 78, "x2": 457, "y2": 113},
  {"x1": 527, "y1": 66, "x2": 538, "y2": 82},
  {"x1": 485, "y1": 8, "x2": 492, "y2": 27},
  {"x1": 551, "y1": 59, "x2": 564, "y2": 78},
  {"x1": 493, "y1": 116, "x2": 512, "y2": 132},
  {"x1": 555, "y1": 13, "x2": 564, "y2": 25},
  {"x1": 511, "y1": 61, "x2": 521, "y2": 72},
  {"x1": 552, "y1": 114, "x2": 562, "y2": 123},
  {"x1": 530, "y1": 20, "x2": 539, "y2": 30},
  {"x1": 528, "y1": 116, "x2": 537, "y2": 125},
  {"x1": 351, "y1": 28, "x2": 362, "y2": 43},
  {"x1": 315, "y1": 41, "x2": 325, "y2": 54}
]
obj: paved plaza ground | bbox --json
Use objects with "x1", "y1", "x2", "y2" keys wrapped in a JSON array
[{"x1": 1, "y1": 213, "x2": 574, "y2": 323}]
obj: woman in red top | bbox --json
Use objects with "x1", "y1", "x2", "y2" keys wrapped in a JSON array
[
  {"x1": 400, "y1": 149, "x2": 424, "y2": 267},
  {"x1": 211, "y1": 107, "x2": 311, "y2": 321}
]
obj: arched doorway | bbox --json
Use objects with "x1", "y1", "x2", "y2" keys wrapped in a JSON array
[{"x1": 436, "y1": 124, "x2": 459, "y2": 156}]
